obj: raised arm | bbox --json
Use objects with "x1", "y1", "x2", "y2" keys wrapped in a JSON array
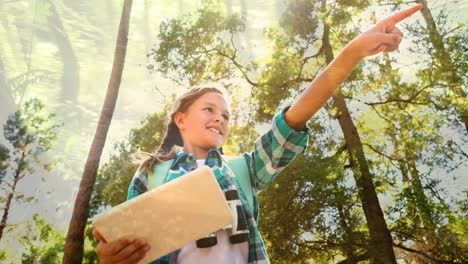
[{"x1": 284, "y1": 4, "x2": 423, "y2": 131}]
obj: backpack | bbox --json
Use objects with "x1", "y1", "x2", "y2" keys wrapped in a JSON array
[{"x1": 147, "y1": 156, "x2": 254, "y2": 211}]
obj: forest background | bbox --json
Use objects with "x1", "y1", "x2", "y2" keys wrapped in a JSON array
[{"x1": 0, "y1": 0, "x2": 466, "y2": 263}]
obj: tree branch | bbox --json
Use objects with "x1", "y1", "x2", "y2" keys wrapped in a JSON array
[
  {"x1": 212, "y1": 46, "x2": 258, "y2": 86},
  {"x1": 342, "y1": 82, "x2": 440, "y2": 107},
  {"x1": 362, "y1": 143, "x2": 405, "y2": 163},
  {"x1": 0, "y1": 179, "x2": 13, "y2": 191},
  {"x1": 448, "y1": 141, "x2": 468, "y2": 159},
  {"x1": 362, "y1": 142, "x2": 409, "y2": 172},
  {"x1": 301, "y1": 44, "x2": 323, "y2": 64},
  {"x1": 367, "y1": 84, "x2": 432, "y2": 106},
  {"x1": 294, "y1": 239, "x2": 340, "y2": 251},
  {"x1": 393, "y1": 243, "x2": 460, "y2": 264}
]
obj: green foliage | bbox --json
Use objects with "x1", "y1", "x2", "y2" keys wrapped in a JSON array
[
  {"x1": 3, "y1": 98, "x2": 61, "y2": 156},
  {"x1": 1, "y1": 98, "x2": 61, "y2": 191},
  {"x1": 0, "y1": 96, "x2": 63, "y2": 258},
  {"x1": 0, "y1": 144, "x2": 9, "y2": 180},
  {"x1": 83, "y1": 222, "x2": 99, "y2": 264},
  {"x1": 259, "y1": 152, "x2": 370, "y2": 263},
  {"x1": 223, "y1": 122, "x2": 259, "y2": 155},
  {"x1": 446, "y1": 24, "x2": 468, "y2": 86},
  {"x1": 0, "y1": 248, "x2": 6, "y2": 261},
  {"x1": 0, "y1": 97, "x2": 61, "y2": 206},
  {"x1": 17, "y1": 215, "x2": 98, "y2": 264},
  {"x1": 279, "y1": 0, "x2": 318, "y2": 39},
  {"x1": 350, "y1": 3, "x2": 468, "y2": 260},
  {"x1": 148, "y1": 4, "x2": 246, "y2": 86},
  {"x1": 400, "y1": 3, "x2": 468, "y2": 133},
  {"x1": 255, "y1": 26, "x2": 306, "y2": 121},
  {"x1": 20, "y1": 214, "x2": 64, "y2": 264}
]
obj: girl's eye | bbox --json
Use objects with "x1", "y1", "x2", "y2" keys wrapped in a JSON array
[{"x1": 204, "y1": 107, "x2": 229, "y2": 120}]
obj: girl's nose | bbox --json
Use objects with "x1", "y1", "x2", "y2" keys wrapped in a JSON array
[{"x1": 214, "y1": 115, "x2": 224, "y2": 124}]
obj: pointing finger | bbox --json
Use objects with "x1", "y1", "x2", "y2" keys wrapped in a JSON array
[{"x1": 385, "y1": 4, "x2": 423, "y2": 25}]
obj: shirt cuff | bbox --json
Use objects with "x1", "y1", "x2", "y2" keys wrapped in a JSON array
[{"x1": 272, "y1": 106, "x2": 310, "y2": 153}]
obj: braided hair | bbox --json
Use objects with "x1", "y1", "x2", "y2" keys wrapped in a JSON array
[{"x1": 138, "y1": 86, "x2": 226, "y2": 173}]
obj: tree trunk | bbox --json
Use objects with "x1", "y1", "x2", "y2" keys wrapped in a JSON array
[
  {"x1": 399, "y1": 161, "x2": 417, "y2": 218},
  {"x1": 334, "y1": 186, "x2": 368, "y2": 261},
  {"x1": 407, "y1": 160, "x2": 438, "y2": 247},
  {"x1": 62, "y1": 1, "x2": 133, "y2": 263},
  {"x1": 0, "y1": 156, "x2": 22, "y2": 241},
  {"x1": 415, "y1": 0, "x2": 467, "y2": 132},
  {"x1": 320, "y1": 1, "x2": 396, "y2": 262},
  {"x1": 0, "y1": 187, "x2": 13, "y2": 241},
  {"x1": 46, "y1": 0, "x2": 80, "y2": 103},
  {"x1": 331, "y1": 93, "x2": 396, "y2": 264}
]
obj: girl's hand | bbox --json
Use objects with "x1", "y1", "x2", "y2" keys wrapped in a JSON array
[
  {"x1": 92, "y1": 228, "x2": 151, "y2": 264},
  {"x1": 347, "y1": 4, "x2": 423, "y2": 59}
]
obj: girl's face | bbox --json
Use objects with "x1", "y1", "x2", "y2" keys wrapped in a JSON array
[{"x1": 175, "y1": 92, "x2": 230, "y2": 156}]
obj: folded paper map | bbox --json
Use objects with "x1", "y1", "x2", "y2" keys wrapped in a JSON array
[{"x1": 92, "y1": 166, "x2": 232, "y2": 263}]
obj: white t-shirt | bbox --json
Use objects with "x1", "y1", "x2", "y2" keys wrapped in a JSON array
[{"x1": 176, "y1": 160, "x2": 249, "y2": 264}]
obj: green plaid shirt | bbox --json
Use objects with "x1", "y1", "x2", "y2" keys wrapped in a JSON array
[{"x1": 127, "y1": 107, "x2": 309, "y2": 264}]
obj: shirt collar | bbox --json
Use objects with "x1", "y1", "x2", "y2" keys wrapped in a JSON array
[{"x1": 172, "y1": 148, "x2": 223, "y2": 171}]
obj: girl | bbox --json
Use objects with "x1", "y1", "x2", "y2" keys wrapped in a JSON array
[{"x1": 92, "y1": 5, "x2": 423, "y2": 264}]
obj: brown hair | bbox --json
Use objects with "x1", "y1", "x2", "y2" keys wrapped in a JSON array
[{"x1": 137, "y1": 85, "x2": 227, "y2": 173}]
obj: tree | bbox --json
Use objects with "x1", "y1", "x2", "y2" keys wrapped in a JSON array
[
  {"x1": 20, "y1": 214, "x2": 65, "y2": 264},
  {"x1": 62, "y1": 0, "x2": 134, "y2": 262},
  {"x1": 351, "y1": 34, "x2": 468, "y2": 264},
  {"x1": 380, "y1": 0, "x2": 467, "y2": 133},
  {"x1": 18, "y1": 215, "x2": 98, "y2": 264},
  {"x1": 362, "y1": 58, "x2": 466, "y2": 262},
  {"x1": 313, "y1": 1, "x2": 396, "y2": 261},
  {"x1": 415, "y1": 0, "x2": 467, "y2": 132},
  {"x1": 348, "y1": 1, "x2": 468, "y2": 260},
  {"x1": 258, "y1": 152, "x2": 371, "y2": 263},
  {"x1": 0, "y1": 98, "x2": 61, "y2": 241}
]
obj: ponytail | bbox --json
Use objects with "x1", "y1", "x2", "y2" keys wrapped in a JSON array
[{"x1": 137, "y1": 119, "x2": 180, "y2": 173}]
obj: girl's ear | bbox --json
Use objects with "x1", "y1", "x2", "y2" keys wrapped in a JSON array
[{"x1": 174, "y1": 112, "x2": 185, "y2": 130}]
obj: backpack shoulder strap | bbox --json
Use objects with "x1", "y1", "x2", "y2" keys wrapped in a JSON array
[
  {"x1": 148, "y1": 159, "x2": 174, "y2": 190},
  {"x1": 224, "y1": 155, "x2": 254, "y2": 211}
]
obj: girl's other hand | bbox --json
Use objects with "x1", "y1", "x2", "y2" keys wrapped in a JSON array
[
  {"x1": 347, "y1": 4, "x2": 423, "y2": 59},
  {"x1": 92, "y1": 228, "x2": 151, "y2": 264}
]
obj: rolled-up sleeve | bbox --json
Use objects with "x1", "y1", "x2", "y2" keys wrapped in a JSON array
[
  {"x1": 126, "y1": 169, "x2": 148, "y2": 200},
  {"x1": 245, "y1": 106, "x2": 309, "y2": 191}
]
